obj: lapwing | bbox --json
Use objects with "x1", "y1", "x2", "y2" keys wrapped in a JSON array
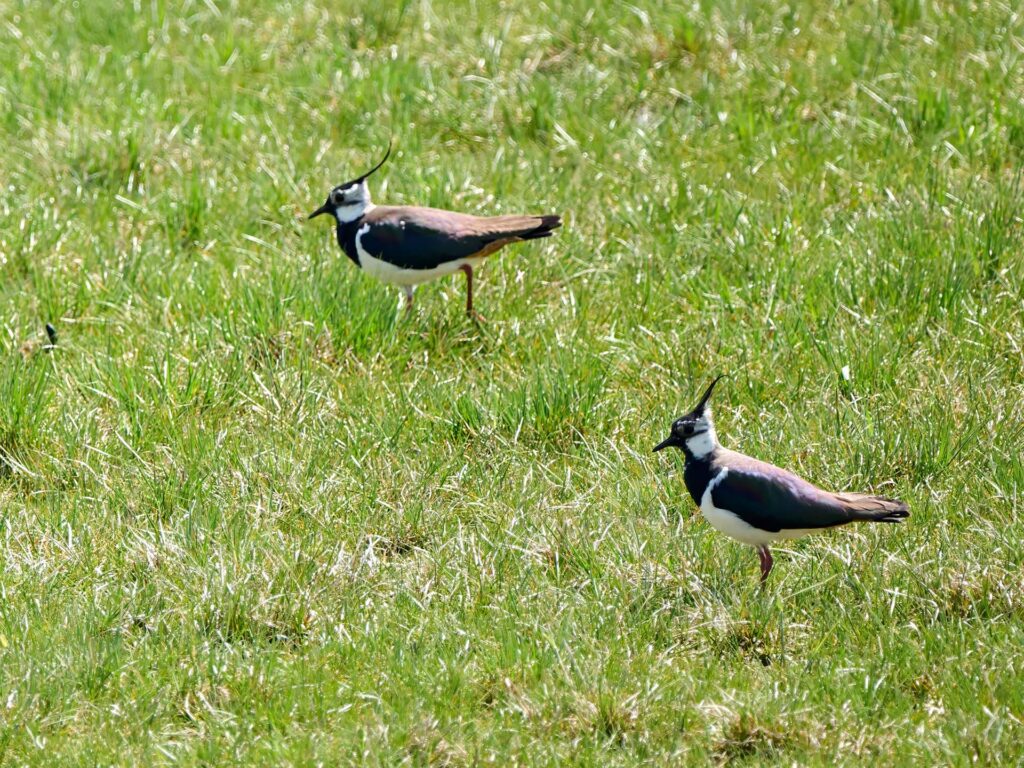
[
  {"x1": 653, "y1": 377, "x2": 909, "y2": 583},
  {"x1": 308, "y1": 145, "x2": 562, "y2": 317}
]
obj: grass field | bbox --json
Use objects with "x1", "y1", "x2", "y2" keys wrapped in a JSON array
[{"x1": 2, "y1": 0, "x2": 1023, "y2": 764}]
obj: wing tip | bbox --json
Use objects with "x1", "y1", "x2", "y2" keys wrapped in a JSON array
[
  {"x1": 540, "y1": 214, "x2": 562, "y2": 230},
  {"x1": 517, "y1": 214, "x2": 562, "y2": 241},
  {"x1": 875, "y1": 509, "x2": 910, "y2": 523}
]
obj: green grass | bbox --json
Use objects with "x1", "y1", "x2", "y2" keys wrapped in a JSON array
[{"x1": 1, "y1": 0, "x2": 1023, "y2": 763}]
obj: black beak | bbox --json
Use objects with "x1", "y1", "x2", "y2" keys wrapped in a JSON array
[
  {"x1": 308, "y1": 201, "x2": 332, "y2": 220},
  {"x1": 653, "y1": 435, "x2": 680, "y2": 453}
]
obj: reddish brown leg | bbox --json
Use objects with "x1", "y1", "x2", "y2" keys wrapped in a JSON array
[
  {"x1": 459, "y1": 264, "x2": 483, "y2": 320},
  {"x1": 757, "y1": 546, "x2": 773, "y2": 585},
  {"x1": 403, "y1": 286, "x2": 415, "y2": 313}
]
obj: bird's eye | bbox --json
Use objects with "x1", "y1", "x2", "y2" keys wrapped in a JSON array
[
  {"x1": 682, "y1": 424, "x2": 695, "y2": 436},
  {"x1": 331, "y1": 189, "x2": 345, "y2": 205}
]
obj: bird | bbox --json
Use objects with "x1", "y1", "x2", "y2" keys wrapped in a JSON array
[
  {"x1": 307, "y1": 144, "x2": 562, "y2": 317},
  {"x1": 652, "y1": 377, "x2": 909, "y2": 583}
]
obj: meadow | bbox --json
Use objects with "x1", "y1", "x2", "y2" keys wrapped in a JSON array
[{"x1": 1, "y1": 0, "x2": 1023, "y2": 764}]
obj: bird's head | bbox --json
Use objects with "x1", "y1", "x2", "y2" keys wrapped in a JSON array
[
  {"x1": 308, "y1": 143, "x2": 391, "y2": 224},
  {"x1": 653, "y1": 375, "x2": 723, "y2": 459}
]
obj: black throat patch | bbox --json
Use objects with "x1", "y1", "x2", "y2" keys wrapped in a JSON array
[
  {"x1": 336, "y1": 219, "x2": 365, "y2": 267},
  {"x1": 682, "y1": 453, "x2": 715, "y2": 507}
]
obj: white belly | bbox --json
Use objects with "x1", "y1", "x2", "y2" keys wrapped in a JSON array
[
  {"x1": 355, "y1": 225, "x2": 481, "y2": 287},
  {"x1": 699, "y1": 469, "x2": 815, "y2": 547},
  {"x1": 360, "y1": 252, "x2": 480, "y2": 286}
]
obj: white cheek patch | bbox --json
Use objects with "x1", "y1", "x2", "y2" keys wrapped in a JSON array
[
  {"x1": 331, "y1": 182, "x2": 374, "y2": 224},
  {"x1": 685, "y1": 430, "x2": 716, "y2": 458},
  {"x1": 683, "y1": 410, "x2": 717, "y2": 457},
  {"x1": 333, "y1": 200, "x2": 375, "y2": 224}
]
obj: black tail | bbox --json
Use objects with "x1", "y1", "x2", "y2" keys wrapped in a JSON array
[
  {"x1": 520, "y1": 214, "x2": 562, "y2": 241},
  {"x1": 836, "y1": 493, "x2": 910, "y2": 523},
  {"x1": 871, "y1": 507, "x2": 910, "y2": 523}
]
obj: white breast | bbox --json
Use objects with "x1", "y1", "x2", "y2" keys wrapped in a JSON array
[
  {"x1": 698, "y1": 468, "x2": 816, "y2": 547},
  {"x1": 355, "y1": 224, "x2": 482, "y2": 287}
]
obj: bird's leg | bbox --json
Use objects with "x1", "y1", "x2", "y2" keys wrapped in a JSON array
[
  {"x1": 402, "y1": 286, "x2": 415, "y2": 314},
  {"x1": 757, "y1": 546, "x2": 774, "y2": 584},
  {"x1": 459, "y1": 263, "x2": 474, "y2": 315},
  {"x1": 459, "y1": 264, "x2": 484, "y2": 321}
]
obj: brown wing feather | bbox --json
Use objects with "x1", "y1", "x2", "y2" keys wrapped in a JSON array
[
  {"x1": 713, "y1": 449, "x2": 909, "y2": 527},
  {"x1": 463, "y1": 214, "x2": 562, "y2": 240},
  {"x1": 360, "y1": 207, "x2": 561, "y2": 268}
]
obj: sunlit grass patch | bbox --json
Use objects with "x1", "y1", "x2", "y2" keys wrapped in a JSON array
[{"x1": 0, "y1": 0, "x2": 1023, "y2": 764}]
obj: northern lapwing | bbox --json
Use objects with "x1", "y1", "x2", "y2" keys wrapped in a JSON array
[
  {"x1": 308, "y1": 145, "x2": 562, "y2": 317},
  {"x1": 653, "y1": 377, "x2": 909, "y2": 583}
]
